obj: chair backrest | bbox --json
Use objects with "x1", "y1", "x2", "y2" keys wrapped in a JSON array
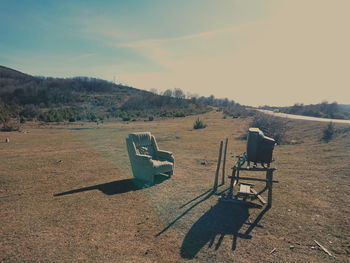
[{"x1": 128, "y1": 132, "x2": 156, "y2": 157}]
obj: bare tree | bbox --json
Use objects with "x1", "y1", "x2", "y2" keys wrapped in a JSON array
[
  {"x1": 149, "y1": 88, "x2": 158, "y2": 94},
  {"x1": 162, "y1": 89, "x2": 173, "y2": 97},
  {"x1": 173, "y1": 88, "x2": 185, "y2": 99}
]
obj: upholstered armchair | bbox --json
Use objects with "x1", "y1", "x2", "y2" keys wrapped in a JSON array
[{"x1": 126, "y1": 132, "x2": 174, "y2": 184}]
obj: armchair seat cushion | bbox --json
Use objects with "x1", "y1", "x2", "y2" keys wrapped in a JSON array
[{"x1": 152, "y1": 160, "x2": 173, "y2": 174}]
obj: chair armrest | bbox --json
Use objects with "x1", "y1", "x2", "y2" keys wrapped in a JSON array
[
  {"x1": 156, "y1": 150, "x2": 174, "y2": 162},
  {"x1": 136, "y1": 154, "x2": 152, "y2": 160}
]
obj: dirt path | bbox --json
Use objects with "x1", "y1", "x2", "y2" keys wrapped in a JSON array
[{"x1": 257, "y1": 109, "x2": 350, "y2": 124}]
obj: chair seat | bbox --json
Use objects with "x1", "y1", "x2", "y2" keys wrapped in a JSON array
[{"x1": 152, "y1": 160, "x2": 173, "y2": 174}]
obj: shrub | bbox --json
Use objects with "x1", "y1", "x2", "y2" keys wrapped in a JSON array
[
  {"x1": 223, "y1": 104, "x2": 254, "y2": 118},
  {"x1": 321, "y1": 122, "x2": 335, "y2": 142},
  {"x1": 250, "y1": 113, "x2": 287, "y2": 144},
  {"x1": 193, "y1": 118, "x2": 207, "y2": 129},
  {"x1": 122, "y1": 116, "x2": 131, "y2": 121},
  {"x1": 38, "y1": 109, "x2": 63, "y2": 122},
  {"x1": 174, "y1": 111, "x2": 185, "y2": 117},
  {"x1": 148, "y1": 116, "x2": 154, "y2": 121},
  {"x1": 86, "y1": 112, "x2": 97, "y2": 122},
  {"x1": 0, "y1": 106, "x2": 11, "y2": 127},
  {"x1": 0, "y1": 123, "x2": 20, "y2": 132},
  {"x1": 20, "y1": 104, "x2": 38, "y2": 118}
]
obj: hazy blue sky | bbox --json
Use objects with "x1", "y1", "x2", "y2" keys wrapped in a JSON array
[{"x1": 1, "y1": 0, "x2": 349, "y2": 106}]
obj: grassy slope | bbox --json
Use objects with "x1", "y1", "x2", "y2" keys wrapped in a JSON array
[
  {"x1": 0, "y1": 65, "x2": 211, "y2": 123},
  {"x1": 0, "y1": 65, "x2": 140, "y2": 110},
  {"x1": 0, "y1": 112, "x2": 349, "y2": 262}
]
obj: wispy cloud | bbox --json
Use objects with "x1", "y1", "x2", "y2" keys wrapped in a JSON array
[
  {"x1": 76, "y1": 16, "x2": 131, "y2": 41},
  {"x1": 116, "y1": 0, "x2": 350, "y2": 106},
  {"x1": 69, "y1": 53, "x2": 96, "y2": 62},
  {"x1": 116, "y1": 25, "x2": 242, "y2": 48}
]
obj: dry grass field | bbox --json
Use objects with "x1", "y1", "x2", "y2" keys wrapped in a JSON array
[{"x1": 1, "y1": 111, "x2": 349, "y2": 262}]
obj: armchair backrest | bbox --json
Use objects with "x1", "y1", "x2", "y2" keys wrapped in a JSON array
[{"x1": 128, "y1": 132, "x2": 157, "y2": 157}]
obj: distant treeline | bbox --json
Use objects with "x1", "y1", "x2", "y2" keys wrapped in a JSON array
[{"x1": 261, "y1": 101, "x2": 350, "y2": 120}]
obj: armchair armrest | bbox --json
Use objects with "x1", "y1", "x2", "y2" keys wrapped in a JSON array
[
  {"x1": 135, "y1": 154, "x2": 152, "y2": 160},
  {"x1": 156, "y1": 150, "x2": 174, "y2": 162}
]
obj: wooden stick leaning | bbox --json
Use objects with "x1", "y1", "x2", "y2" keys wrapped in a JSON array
[
  {"x1": 213, "y1": 140, "x2": 223, "y2": 192},
  {"x1": 221, "y1": 138, "x2": 228, "y2": 185}
]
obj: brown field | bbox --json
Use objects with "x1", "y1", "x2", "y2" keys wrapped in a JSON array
[{"x1": 1, "y1": 111, "x2": 349, "y2": 262}]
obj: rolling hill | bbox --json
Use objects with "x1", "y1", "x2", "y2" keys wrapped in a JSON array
[{"x1": 0, "y1": 65, "x2": 214, "y2": 124}]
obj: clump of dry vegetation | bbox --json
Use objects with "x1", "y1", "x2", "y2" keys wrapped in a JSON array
[
  {"x1": 321, "y1": 122, "x2": 336, "y2": 142},
  {"x1": 250, "y1": 113, "x2": 288, "y2": 144},
  {"x1": 193, "y1": 118, "x2": 207, "y2": 129},
  {"x1": 223, "y1": 104, "x2": 255, "y2": 118}
]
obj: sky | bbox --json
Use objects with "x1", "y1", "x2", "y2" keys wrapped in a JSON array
[{"x1": 1, "y1": 0, "x2": 349, "y2": 106}]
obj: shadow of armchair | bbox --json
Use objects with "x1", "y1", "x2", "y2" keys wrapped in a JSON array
[{"x1": 126, "y1": 132, "x2": 174, "y2": 184}]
